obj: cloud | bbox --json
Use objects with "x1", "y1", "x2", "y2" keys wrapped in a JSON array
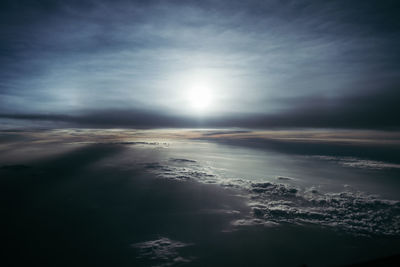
[
  {"x1": 0, "y1": 0, "x2": 399, "y2": 129},
  {"x1": 312, "y1": 156, "x2": 400, "y2": 170},
  {"x1": 169, "y1": 158, "x2": 197, "y2": 163},
  {"x1": 198, "y1": 131, "x2": 400, "y2": 164},
  {"x1": 244, "y1": 181, "x2": 400, "y2": 236},
  {"x1": 131, "y1": 237, "x2": 193, "y2": 266},
  {"x1": 1, "y1": 80, "x2": 400, "y2": 129},
  {"x1": 2, "y1": 126, "x2": 400, "y2": 236},
  {"x1": 134, "y1": 150, "x2": 400, "y2": 236}
]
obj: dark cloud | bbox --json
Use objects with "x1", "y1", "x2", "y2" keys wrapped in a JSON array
[
  {"x1": 0, "y1": 83, "x2": 399, "y2": 130},
  {"x1": 131, "y1": 237, "x2": 193, "y2": 265},
  {"x1": 0, "y1": 109, "x2": 192, "y2": 128},
  {"x1": 1, "y1": 82, "x2": 399, "y2": 130},
  {"x1": 214, "y1": 86, "x2": 400, "y2": 129},
  {"x1": 200, "y1": 130, "x2": 252, "y2": 136}
]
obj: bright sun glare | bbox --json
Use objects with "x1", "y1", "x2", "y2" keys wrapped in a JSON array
[{"x1": 187, "y1": 86, "x2": 212, "y2": 112}]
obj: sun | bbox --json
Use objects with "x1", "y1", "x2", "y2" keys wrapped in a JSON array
[{"x1": 187, "y1": 86, "x2": 212, "y2": 112}]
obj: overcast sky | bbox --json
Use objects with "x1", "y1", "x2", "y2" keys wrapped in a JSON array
[{"x1": 1, "y1": 0, "x2": 399, "y2": 129}]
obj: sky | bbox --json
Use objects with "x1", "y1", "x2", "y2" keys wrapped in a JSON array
[{"x1": 0, "y1": 0, "x2": 399, "y2": 129}]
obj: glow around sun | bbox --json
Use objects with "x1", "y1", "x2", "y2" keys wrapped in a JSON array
[
  {"x1": 172, "y1": 71, "x2": 221, "y2": 114},
  {"x1": 187, "y1": 85, "x2": 213, "y2": 112}
]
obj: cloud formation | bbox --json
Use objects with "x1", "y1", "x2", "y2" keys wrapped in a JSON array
[
  {"x1": 0, "y1": 0, "x2": 399, "y2": 129},
  {"x1": 131, "y1": 237, "x2": 193, "y2": 266}
]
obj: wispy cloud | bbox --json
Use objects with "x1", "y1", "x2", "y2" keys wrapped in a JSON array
[{"x1": 0, "y1": 0, "x2": 399, "y2": 128}]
